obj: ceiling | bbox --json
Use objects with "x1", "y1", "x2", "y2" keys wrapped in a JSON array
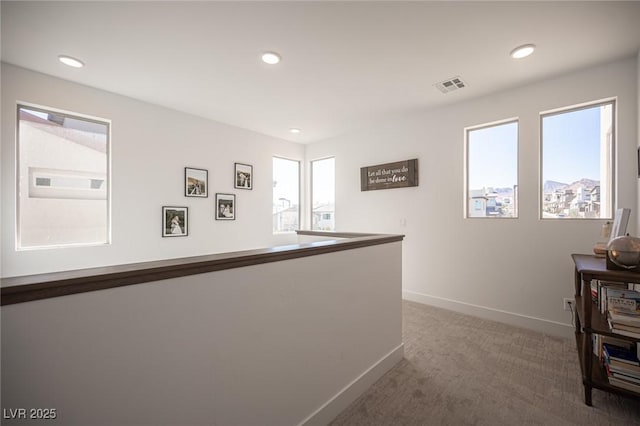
[{"x1": 2, "y1": 1, "x2": 640, "y2": 144}]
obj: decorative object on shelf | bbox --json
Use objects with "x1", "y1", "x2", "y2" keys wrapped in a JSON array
[
  {"x1": 599, "y1": 207, "x2": 631, "y2": 259},
  {"x1": 607, "y1": 235, "x2": 640, "y2": 270},
  {"x1": 360, "y1": 158, "x2": 418, "y2": 191},
  {"x1": 162, "y1": 206, "x2": 188, "y2": 237},
  {"x1": 593, "y1": 221, "x2": 612, "y2": 257},
  {"x1": 185, "y1": 167, "x2": 208, "y2": 197},
  {"x1": 610, "y1": 207, "x2": 631, "y2": 241},
  {"x1": 234, "y1": 163, "x2": 253, "y2": 190},
  {"x1": 215, "y1": 193, "x2": 236, "y2": 220}
]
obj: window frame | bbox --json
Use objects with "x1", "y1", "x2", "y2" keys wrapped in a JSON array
[
  {"x1": 272, "y1": 155, "x2": 301, "y2": 234},
  {"x1": 539, "y1": 98, "x2": 615, "y2": 220},
  {"x1": 16, "y1": 102, "x2": 112, "y2": 250},
  {"x1": 310, "y1": 156, "x2": 336, "y2": 231},
  {"x1": 464, "y1": 117, "x2": 519, "y2": 219}
]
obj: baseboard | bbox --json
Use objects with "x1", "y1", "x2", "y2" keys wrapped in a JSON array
[
  {"x1": 403, "y1": 289, "x2": 574, "y2": 339},
  {"x1": 298, "y1": 343, "x2": 404, "y2": 426}
]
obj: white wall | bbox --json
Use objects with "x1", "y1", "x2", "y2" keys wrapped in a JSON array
[
  {"x1": 1, "y1": 64, "x2": 304, "y2": 277},
  {"x1": 306, "y1": 56, "x2": 639, "y2": 338},
  {"x1": 1, "y1": 242, "x2": 403, "y2": 426},
  {"x1": 3, "y1": 57, "x2": 638, "y2": 336}
]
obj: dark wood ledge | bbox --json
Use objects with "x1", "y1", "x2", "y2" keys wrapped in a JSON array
[
  {"x1": 296, "y1": 230, "x2": 378, "y2": 238},
  {"x1": 1, "y1": 231, "x2": 404, "y2": 306}
]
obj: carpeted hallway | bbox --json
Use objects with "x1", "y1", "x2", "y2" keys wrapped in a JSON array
[{"x1": 330, "y1": 300, "x2": 640, "y2": 425}]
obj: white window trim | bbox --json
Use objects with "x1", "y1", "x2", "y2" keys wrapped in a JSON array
[
  {"x1": 272, "y1": 155, "x2": 301, "y2": 234},
  {"x1": 310, "y1": 156, "x2": 336, "y2": 231},
  {"x1": 464, "y1": 117, "x2": 519, "y2": 219},
  {"x1": 16, "y1": 102, "x2": 112, "y2": 250},
  {"x1": 538, "y1": 97, "x2": 616, "y2": 220}
]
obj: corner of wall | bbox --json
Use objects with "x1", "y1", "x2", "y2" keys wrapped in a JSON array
[
  {"x1": 0, "y1": 62, "x2": 5, "y2": 279},
  {"x1": 637, "y1": 49, "x2": 640, "y2": 234}
]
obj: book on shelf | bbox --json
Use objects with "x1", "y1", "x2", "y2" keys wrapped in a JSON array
[
  {"x1": 608, "y1": 296, "x2": 640, "y2": 314},
  {"x1": 605, "y1": 361, "x2": 640, "y2": 382},
  {"x1": 610, "y1": 322, "x2": 640, "y2": 334},
  {"x1": 593, "y1": 280, "x2": 626, "y2": 303},
  {"x1": 596, "y1": 282, "x2": 621, "y2": 307},
  {"x1": 605, "y1": 287, "x2": 640, "y2": 298},
  {"x1": 591, "y1": 281, "x2": 599, "y2": 302},
  {"x1": 608, "y1": 376, "x2": 640, "y2": 393},
  {"x1": 611, "y1": 371, "x2": 640, "y2": 385},
  {"x1": 607, "y1": 312, "x2": 640, "y2": 338},
  {"x1": 603, "y1": 343, "x2": 640, "y2": 366},
  {"x1": 602, "y1": 335, "x2": 636, "y2": 351},
  {"x1": 598, "y1": 283, "x2": 639, "y2": 314},
  {"x1": 601, "y1": 290, "x2": 640, "y2": 338},
  {"x1": 603, "y1": 288, "x2": 640, "y2": 314},
  {"x1": 603, "y1": 344, "x2": 640, "y2": 395},
  {"x1": 596, "y1": 336, "x2": 634, "y2": 363},
  {"x1": 607, "y1": 361, "x2": 640, "y2": 377},
  {"x1": 593, "y1": 334, "x2": 601, "y2": 358},
  {"x1": 609, "y1": 328, "x2": 640, "y2": 339},
  {"x1": 597, "y1": 281, "x2": 639, "y2": 291},
  {"x1": 608, "y1": 309, "x2": 640, "y2": 325}
]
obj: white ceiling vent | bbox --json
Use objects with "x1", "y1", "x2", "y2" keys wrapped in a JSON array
[{"x1": 434, "y1": 76, "x2": 467, "y2": 94}]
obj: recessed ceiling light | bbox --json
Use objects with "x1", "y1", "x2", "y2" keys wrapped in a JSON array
[
  {"x1": 289, "y1": 128, "x2": 301, "y2": 134},
  {"x1": 510, "y1": 44, "x2": 536, "y2": 59},
  {"x1": 58, "y1": 55, "x2": 84, "y2": 68},
  {"x1": 261, "y1": 52, "x2": 281, "y2": 65}
]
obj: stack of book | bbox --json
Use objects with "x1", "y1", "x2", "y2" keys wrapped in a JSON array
[
  {"x1": 596, "y1": 281, "x2": 640, "y2": 312},
  {"x1": 608, "y1": 307, "x2": 640, "y2": 338},
  {"x1": 603, "y1": 342, "x2": 640, "y2": 393},
  {"x1": 606, "y1": 288, "x2": 640, "y2": 339},
  {"x1": 591, "y1": 282, "x2": 640, "y2": 377}
]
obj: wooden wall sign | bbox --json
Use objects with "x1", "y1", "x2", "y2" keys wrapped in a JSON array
[{"x1": 360, "y1": 159, "x2": 418, "y2": 191}]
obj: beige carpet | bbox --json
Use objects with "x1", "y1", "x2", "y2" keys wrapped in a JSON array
[{"x1": 330, "y1": 300, "x2": 640, "y2": 426}]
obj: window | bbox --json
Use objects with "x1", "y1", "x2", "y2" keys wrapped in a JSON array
[
  {"x1": 466, "y1": 120, "x2": 518, "y2": 218},
  {"x1": 311, "y1": 157, "x2": 335, "y2": 231},
  {"x1": 541, "y1": 100, "x2": 614, "y2": 219},
  {"x1": 17, "y1": 104, "x2": 110, "y2": 249},
  {"x1": 273, "y1": 157, "x2": 300, "y2": 232}
]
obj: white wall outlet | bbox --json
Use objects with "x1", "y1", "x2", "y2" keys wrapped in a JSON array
[{"x1": 563, "y1": 298, "x2": 575, "y2": 311}]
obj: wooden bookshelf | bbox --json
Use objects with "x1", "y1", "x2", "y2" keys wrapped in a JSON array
[
  {"x1": 574, "y1": 332, "x2": 640, "y2": 399},
  {"x1": 571, "y1": 254, "x2": 640, "y2": 406}
]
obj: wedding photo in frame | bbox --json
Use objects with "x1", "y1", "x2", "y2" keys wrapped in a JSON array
[
  {"x1": 185, "y1": 167, "x2": 208, "y2": 197},
  {"x1": 234, "y1": 163, "x2": 253, "y2": 190},
  {"x1": 215, "y1": 193, "x2": 236, "y2": 220},
  {"x1": 162, "y1": 206, "x2": 188, "y2": 237}
]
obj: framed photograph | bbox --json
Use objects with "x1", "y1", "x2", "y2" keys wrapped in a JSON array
[
  {"x1": 215, "y1": 193, "x2": 236, "y2": 220},
  {"x1": 162, "y1": 206, "x2": 188, "y2": 237},
  {"x1": 637, "y1": 147, "x2": 640, "y2": 178},
  {"x1": 185, "y1": 167, "x2": 208, "y2": 197},
  {"x1": 234, "y1": 163, "x2": 253, "y2": 190}
]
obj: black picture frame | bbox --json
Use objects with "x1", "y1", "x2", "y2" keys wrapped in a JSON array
[
  {"x1": 637, "y1": 147, "x2": 640, "y2": 178},
  {"x1": 234, "y1": 163, "x2": 253, "y2": 190},
  {"x1": 185, "y1": 167, "x2": 208, "y2": 197},
  {"x1": 162, "y1": 206, "x2": 188, "y2": 237},
  {"x1": 215, "y1": 193, "x2": 236, "y2": 220}
]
